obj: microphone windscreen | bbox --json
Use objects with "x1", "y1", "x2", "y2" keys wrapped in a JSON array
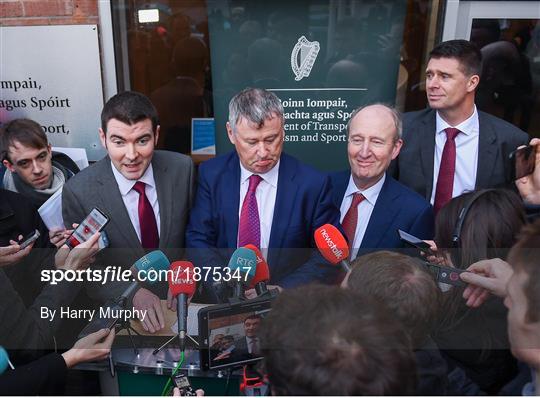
[
  {"x1": 314, "y1": 224, "x2": 350, "y2": 264},
  {"x1": 132, "y1": 250, "x2": 170, "y2": 284},
  {"x1": 228, "y1": 247, "x2": 257, "y2": 283},
  {"x1": 244, "y1": 244, "x2": 270, "y2": 287},
  {"x1": 0, "y1": 347, "x2": 9, "y2": 375},
  {"x1": 168, "y1": 261, "x2": 197, "y2": 298}
]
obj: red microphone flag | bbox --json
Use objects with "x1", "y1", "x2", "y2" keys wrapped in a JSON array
[
  {"x1": 168, "y1": 261, "x2": 197, "y2": 298},
  {"x1": 314, "y1": 224, "x2": 350, "y2": 264}
]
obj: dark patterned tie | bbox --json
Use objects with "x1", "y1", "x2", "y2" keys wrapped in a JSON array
[
  {"x1": 132, "y1": 181, "x2": 159, "y2": 249},
  {"x1": 434, "y1": 128, "x2": 460, "y2": 214},
  {"x1": 238, "y1": 175, "x2": 263, "y2": 248},
  {"x1": 341, "y1": 192, "x2": 365, "y2": 251},
  {"x1": 250, "y1": 338, "x2": 259, "y2": 355}
]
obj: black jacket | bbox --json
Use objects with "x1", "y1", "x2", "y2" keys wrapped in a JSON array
[
  {"x1": 0, "y1": 352, "x2": 67, "y2": 395},
  {"x1": 415, "y1": 338, "x2": 449, "y2": 395},
  {"x1": 0, "y1": 190, "x2": 82, "y2": 351},
  {"x1": 0, "y1": 189, "x2": 53, "y2": 306}
]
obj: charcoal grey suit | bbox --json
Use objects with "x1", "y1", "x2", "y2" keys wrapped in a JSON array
[
  {"x1": 389, "y1": 109, "x2": 528, "y2": 200},
  {"x1": 62, "y1": 150, "x2": 194, "y2": 302}
]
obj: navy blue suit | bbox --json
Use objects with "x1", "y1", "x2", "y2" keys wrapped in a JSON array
[
  {"x1": 186, "y1": 151, "x2": 341, "y2": 288},
  {"x1": 331, "y1": 172, "x2": 434, "y2": 253}
]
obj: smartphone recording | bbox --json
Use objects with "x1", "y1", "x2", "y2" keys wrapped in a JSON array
[{"x1": 510, "y1": 145, "x2": 536, "y2": 181}]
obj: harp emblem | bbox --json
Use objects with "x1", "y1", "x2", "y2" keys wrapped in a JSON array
[{"x1": 291, "y1": 35, "x2": 320, "y2": 81}]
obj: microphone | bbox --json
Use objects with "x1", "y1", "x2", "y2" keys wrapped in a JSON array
[
  {"x1": 227, "y1": 247, "x2": 257, "y2": 299},
  {"x1": 0, "y1": 347, "x2": 14, "y2": 374},
  {"x1": 244, "y1": 244, "x2": 270, "y2": 296},
  {"x1": 168, "y1": 261, "x2": 196, "y2": 352},
  {"x1": 314, "y1": 224, "x2": 351, "y2": 272},
  {"x1": 118, "y1": 250, "x2": 170, "y2": 304}
]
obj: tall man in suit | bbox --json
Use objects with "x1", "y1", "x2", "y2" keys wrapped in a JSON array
[
  {"x1": 62, "y1": 91, "x2": 195, "y2": 333},
  {"x1": 331, "y1": 104, "x2": 434, "y2": 260},
  {"x1": 186, "y1": 88, "x2": 341, "y2": 298},
  {"x1": 390, "y1": 40, "x2": 528, "y2": 212}
]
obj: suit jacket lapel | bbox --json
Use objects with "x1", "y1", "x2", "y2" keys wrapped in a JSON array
[
  {"x1": 224, "y1": 153, "x2": 241, "y2": 248},
  {"x1": 153, "y1": 156, "x2": 172, "y2": 248},
  {"x1": 360, "y1": 176, "x2": 400, "y2": 249},
  {"x1": 475, "y1": 112, "x2": 497, "y2": 189},
  {"x1": 419, "y1": 111, "x2": 436, "y2": 200},
  {"x1": 96, "y1": 159, "x2": 142, "y2": 250},
  {"x1": 268, "y1": 155, "x2": 298, "y2": 251}
]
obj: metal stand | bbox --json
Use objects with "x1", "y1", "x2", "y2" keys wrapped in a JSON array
[
  {"x1": 152, "y1": 334, "x2": 199, "y2": 355},
  {"x1": 117, "y1": 318, "x2": 141, "y2": 355}
]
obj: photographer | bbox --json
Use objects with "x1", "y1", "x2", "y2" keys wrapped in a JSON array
[
  {"x1": 344, "y1": 251, "x2": 449, "y2": 395},
  {"x1": 259, "y1": 285, "x2": 417, "y2": 395},
  {"x1": 432, "y1": 188, "x2": 526, "y2": 393},
  {"x1": 459, "y1": 220, "x2": 540, "y2": 395}
]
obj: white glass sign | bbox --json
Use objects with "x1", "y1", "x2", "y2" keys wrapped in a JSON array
[{"x1": 0, "y1": 25, "x2": 105, "y2": 161}]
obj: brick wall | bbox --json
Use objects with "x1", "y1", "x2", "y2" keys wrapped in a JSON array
[{"x1": 0, "y1": 0, "x2": 99, "y2": 26}]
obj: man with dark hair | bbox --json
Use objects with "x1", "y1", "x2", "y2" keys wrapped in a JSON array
[
  {"x1": 331, "y1": 104, "x2": 433, "y2": 259},
  {"x1": 460, "y1": 219, "x2": 540, "y2": 395},
  {"x1": 0, "y1": 118, "x2": 79, "y2": 207},
  {"x1": 391, "y1": 39, "x2": 528, "y2": 213},
  {"x1": 186, "y1": 87, "x2": 341, "y2": 299},
  {"x1": 235, "y1": 314, "x2": 261, "y2": 356},
  {"x1": 62, "y1": 91, "x2": 195, "y2": 333},
  {"x1": 344, "y1": 250, "x2": 448, "y2": 395},
  {"x1": 260, "y1": 284, "x2": 417, "y2": 395}
]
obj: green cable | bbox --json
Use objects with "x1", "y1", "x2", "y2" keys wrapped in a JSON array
[{"x1": 161, "y1": 350, "x2": 185, "y2": 396}]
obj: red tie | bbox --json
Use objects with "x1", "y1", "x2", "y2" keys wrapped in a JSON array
[
  {"x1": 238, "y1": 175, "x2": 263, "y2": 248},
  {"x1": 132, "y1": 181, "x2": 159, "y2": 249},
  {"x1": 434, "y1": 128, "x2": 460, "y2": 214},
  {"x1": 341, "y1": 193, "x2": 365, "y2": 250}
]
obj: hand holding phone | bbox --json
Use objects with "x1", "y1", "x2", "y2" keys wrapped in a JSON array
[
  {"x1": 397, "y1": 229, "x2": 434, "y2": 256},
  {"x1": 423, "y1": 262, "x2": 465, "y2": 287},
  {"x1": 19, "y1": 229, "x2": 40, "y2": 250},
  {"x1": 172, "y1": 373, "x2": 197, "y2": 396},
  {"x1": 0, "y1": 243, "x2": 32, "y2": 267},
  {"x1": 510, "y1": 145, "x2": 536, "y2": 181},
  {"x1": 515, "y1": 139, "x2": 540, "y2": 205},
  {"x1": 56, "y1": 231, "x2": 101, "y2": 271},
  {"x1": 66, "y1": 208, "x2": 110, "y2": 249}
]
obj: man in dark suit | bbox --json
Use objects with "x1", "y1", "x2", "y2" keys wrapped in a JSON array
[
  {"x1": 62, "y1": 91, "x2": 195, "y2": 333},
  {"x1": 186, "y1": 88, "x2": 341, "y2": 297},
  {"x1": 234, "y1": 314, "x2": 261, "y2": 357},
  {"x1": 390, "y1": 40, "x2": 528, "y2": 212},
  {"x1": 331, "y1": 104, "x2": 434, "y2": 259}
]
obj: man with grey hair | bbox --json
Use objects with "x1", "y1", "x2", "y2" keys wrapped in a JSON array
[
  {"x1": 331, "y1": 103, "x2": 434, "y2": 260},
  {"x1": 186, "y1": 88, "x2": 341, "y2": 300}
]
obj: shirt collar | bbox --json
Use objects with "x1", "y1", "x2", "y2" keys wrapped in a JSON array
[
  {"x1": 110, "y1": 161, "x2": 156, "y2": 196},
  {"x1": 436, "y1": 105, "x2": 479, "y2": 137},
  {"x1": 239, "y1": 160, "x2": 280, "y2": 188},
  {"x1": 345, "y1": 173, "x2": 386, "y2": 206}
]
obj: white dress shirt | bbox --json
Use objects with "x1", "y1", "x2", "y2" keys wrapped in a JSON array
[
  {"x1": 430, "y1": 107, "x2": 479, "y2": 204},
  {"x1": 237, "y1": 161, "x2": 279, "y2": 255},
  {"x1": 339, "y1": 174, "x2": 385, "y2": 260},
  {"x1": 111, "y1": 162, "x2": 161, "y2": 242}
]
